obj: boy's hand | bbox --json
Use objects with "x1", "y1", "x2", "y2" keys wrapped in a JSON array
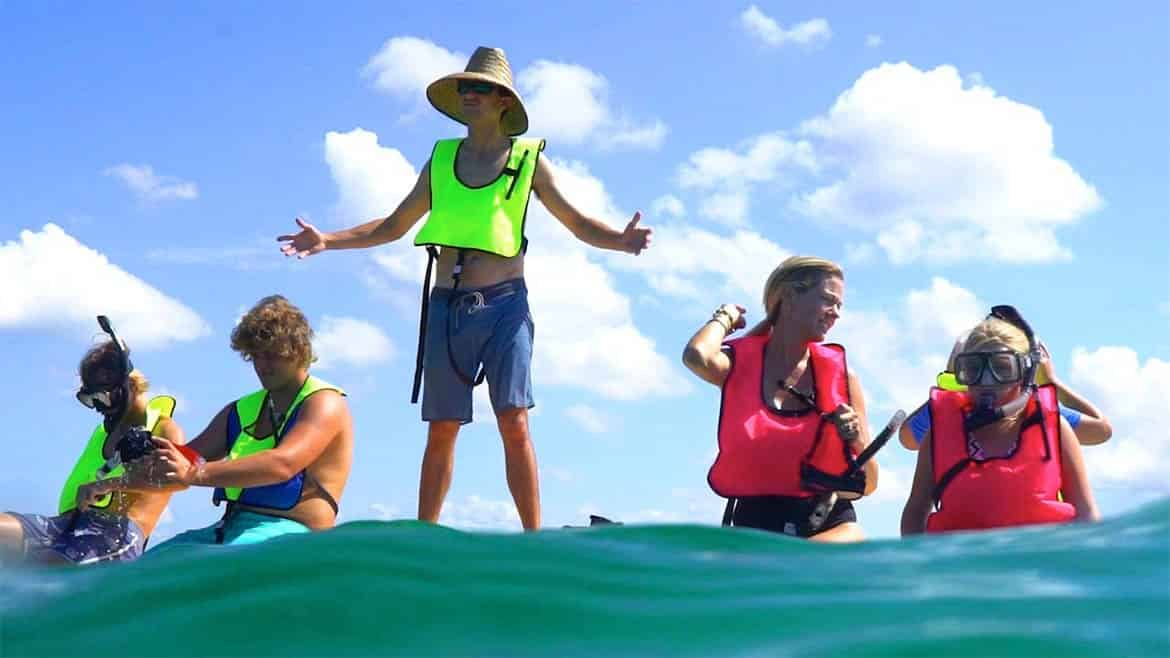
[{"x1": 620, "y1": 212, "x2": 652, "y2": 255}]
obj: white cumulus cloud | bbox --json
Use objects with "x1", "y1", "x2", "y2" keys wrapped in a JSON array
[
  {"x1": 650, "y1": 194, "x2": 685, "y2": 219},
  {"x1": 740, "y1": 6, "x2": 832, "y2": 48},
  {"x1": 313, "y1": 315, "x2": 396, "y2": 370},
  {"x1": 362, "y1": 37, "x2": 468, "y2": 121},
  {"x1": 0, "y1": 224, "x2": 210, "y2": 349},
  {"x1": 793, "y1": 62, "x2": 1102, "y2": 264},
  {"x1": 519, "y1": 60, "x2": 667, "y2": 150},
  {"x1": 1067, "y1": 347, "x2": 1170, "y2": 495},
  {"x1": 832, "y1": 277, "x2": 986, "y2": 409},
  {"x1": 564, "y1": 403, "x2": 609, "y2": 434},
  {"x1": 676, "y1": 132, "x2": 817, "y2": 225},
  {"x1": 439, "y1": 494, "x2": 521, "y2": 531},
  {"x1": 669, "y1": 63, "x2": 1101, "y2": 264},
  {"x1": 104, "y1": 164, "x2": 198, "y2": 202}
]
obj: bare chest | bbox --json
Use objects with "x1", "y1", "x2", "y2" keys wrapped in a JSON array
[
  {"x1": 762, "y1": 362, "x2": 815, "y2": 413},
  {"x1": 454, "y1": 149, "x2": 510, "y2": 188}
]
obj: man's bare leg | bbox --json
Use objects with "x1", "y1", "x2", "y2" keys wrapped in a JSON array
[
  {"x1": 809, "y1": 521, "x2": 865, "y2": 543},
  {"x1": 496, "y1": 408, "x2": 540, "y2": 530},
  {"x1": 0, "y1": 513, "x2": 26, "y2": 562},
  {"x1": 418, "y1": 420, "x2": 461, "y2": 523}
]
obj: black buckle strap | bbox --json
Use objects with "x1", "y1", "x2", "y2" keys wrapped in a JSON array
[
  {"x1": 411, "y1": 246, "x2": 440, "y2": 404},
  {"x1": 214, "y1": 502, "x2": 240, "y2": 544},
  {"x1": 503, "y1": 150, "x2": 530, "y2": 201}
]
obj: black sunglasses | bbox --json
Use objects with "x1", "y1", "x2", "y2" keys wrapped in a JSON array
[{"x1": 457, "y1": 80, "x2": 498, "y2": 96}]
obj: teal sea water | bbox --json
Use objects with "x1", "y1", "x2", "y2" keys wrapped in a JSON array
[{"x1": 3, "y1": 500, "x2": 1167, "y2": 658}]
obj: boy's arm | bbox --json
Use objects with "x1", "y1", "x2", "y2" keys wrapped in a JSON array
[
  {"x1": 531, "y1": 159, "x2": 651, "y2": 254},
  {"x1": 163, "y1": 391, "x2": 349, "y2": 490},
  {"x1": 279, "y1": 162, "x2": 432, "y2": 257}
]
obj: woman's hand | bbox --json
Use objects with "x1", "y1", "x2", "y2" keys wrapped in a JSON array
[
  {"x1": 827, "y1": 403, "x2": 863, "y2": 442},
  {"x1": 714, "y1": 304, "x2": 747, "y2": 332}
]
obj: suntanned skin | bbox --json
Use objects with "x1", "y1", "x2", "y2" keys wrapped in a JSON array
[
  {"x1": 682, "y1": 275, "x2": 880, "y2": 543},
  {"x1": 82, "y1": 356, "x2": 354, "y2": 531},
  {"x1": 277, "y1": 79, "x2": 652, "y2": 531},
  {"x1": 0, "y1": 388, "x2": 185, "y2": 562}
]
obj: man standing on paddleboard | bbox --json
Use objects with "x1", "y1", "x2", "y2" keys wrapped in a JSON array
[{"x1": 277, "y1": 46, "x2": 652, "y2": 530}]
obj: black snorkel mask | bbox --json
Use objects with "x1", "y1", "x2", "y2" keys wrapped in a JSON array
[
  {"x1": 76, "y1": 315, "x2": 135, "y2": 434},
  {"x1": 960, "y1": 305, "x2": 1042, "y2": 432}
]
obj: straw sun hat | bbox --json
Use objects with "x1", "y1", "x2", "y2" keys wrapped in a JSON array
[{"x1": 426, "y1": 46, "x2": 529, "y2": 136}]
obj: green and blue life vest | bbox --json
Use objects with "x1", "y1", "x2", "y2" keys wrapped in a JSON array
[
  {"x1": 57, "y1": 396, "x2": 176, "y2": 514},
  {"x1": 211, "y1": 376, "x2": 344, "y2": 512}
]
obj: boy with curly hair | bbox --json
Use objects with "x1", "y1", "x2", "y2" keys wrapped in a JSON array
[{"x1": 99, "y1": 295, "x2": 355, "y2": 546}]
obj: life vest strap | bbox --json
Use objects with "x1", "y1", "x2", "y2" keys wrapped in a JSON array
[
  {"x1": 503, "y1": 149, "x2": 531, "y2": 201},
  {"x1": 411, "y1": 246, "x2": 441, "y2": 404},
  {"x1": 721, "y1": 498, "x2": 736, "y2": 527},
  {"x1": 932, "y1": 457, "x2": 973, "y2": 509}
]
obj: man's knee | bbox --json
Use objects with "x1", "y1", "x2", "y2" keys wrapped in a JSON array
[
  {"x1": 496, "y1": 408, "x2": 530, "y2": 442},
  {"x1": 0, "y1": 514, "x2": 26, "y2": 552}
]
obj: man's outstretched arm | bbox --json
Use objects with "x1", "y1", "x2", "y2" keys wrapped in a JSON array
[
  {"x1": 532, "y1": 159, "x2": 652, "y2": 255},
  {"x1": 279, "y1": 161, "x2": 432, "y2": 257}
]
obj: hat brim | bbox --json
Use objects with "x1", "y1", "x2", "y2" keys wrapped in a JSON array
[{"x1": 426, "y1": 73, "x2": 529, "y2": 136}]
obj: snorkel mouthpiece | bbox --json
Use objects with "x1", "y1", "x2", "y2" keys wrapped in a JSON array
[{"x1": 975, "y1": 390, "x2": 999, "y2": 412}]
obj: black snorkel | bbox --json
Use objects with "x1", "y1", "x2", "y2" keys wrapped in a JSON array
[
  {"x1": 95, "y1": 315, "x2": 134, "y2": 434},
  {"x1": 801, "y1": 409, "x2": 907, "y2": 500}
]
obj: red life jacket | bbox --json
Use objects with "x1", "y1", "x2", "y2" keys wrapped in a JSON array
[
  {"x1": 927, "y1": 384, "x2": 1075, "y2": 533},
  {"x1": 708, "y1": 333, "x2": 856, "y2": 498}
]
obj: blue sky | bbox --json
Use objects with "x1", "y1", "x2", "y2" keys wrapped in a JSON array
[{"x1": 2, "y1": 2, "x2": 1167, "y2": 541}]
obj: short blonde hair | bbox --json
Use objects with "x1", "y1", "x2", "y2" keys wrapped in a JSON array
[
  {"x1": 231, "y1": 295, "x2": 316, "y2": 368},
  {"x1": 79, "y1": 341, "x2": 149, "y2": 395},
  {"x1": 963, "y1": 317, "x2": 1029, "y2": 354},
  {"x1": 763, "y1": 255, "x2": 844, "y2": 318}
]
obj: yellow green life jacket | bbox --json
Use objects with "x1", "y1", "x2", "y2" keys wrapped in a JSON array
[
  {"x1": 413, "y1": 137, "x2": 545, "y2": 258},
  {"x1": 57, "y1": 396, "x2": 176, "y2": 514},
  {"x1": 211, "y1": 376, "x2": 344, "y2": 512}
]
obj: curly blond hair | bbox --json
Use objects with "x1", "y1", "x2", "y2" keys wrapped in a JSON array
[
  {"x1": 79, "y1": 341, "x2": 149, "y2": 395},
  {"x1": 231, "y1": 295, "x2": 316, "y2": 367}
]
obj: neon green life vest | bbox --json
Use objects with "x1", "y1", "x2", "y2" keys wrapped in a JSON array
[
  {"x1": 936, "y1": 371, "x2": 966, "y2": 392},
  {"x1": 57, "y1": 396, "x2": 176, "y2": 514},
  {"x1": 413, "y1": 137, "x2": 546, "y2": 258},
  {"x1": 214, "y1": 375, "x2": 344, "y2": 509}
]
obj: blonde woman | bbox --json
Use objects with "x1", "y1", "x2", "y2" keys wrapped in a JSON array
[
  {"x1": 901, "y1": 315, "x2": 1100, "y2": 534},
  {"x1": 683, "y1": 256, "x2": 880, "y2": 542}
]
